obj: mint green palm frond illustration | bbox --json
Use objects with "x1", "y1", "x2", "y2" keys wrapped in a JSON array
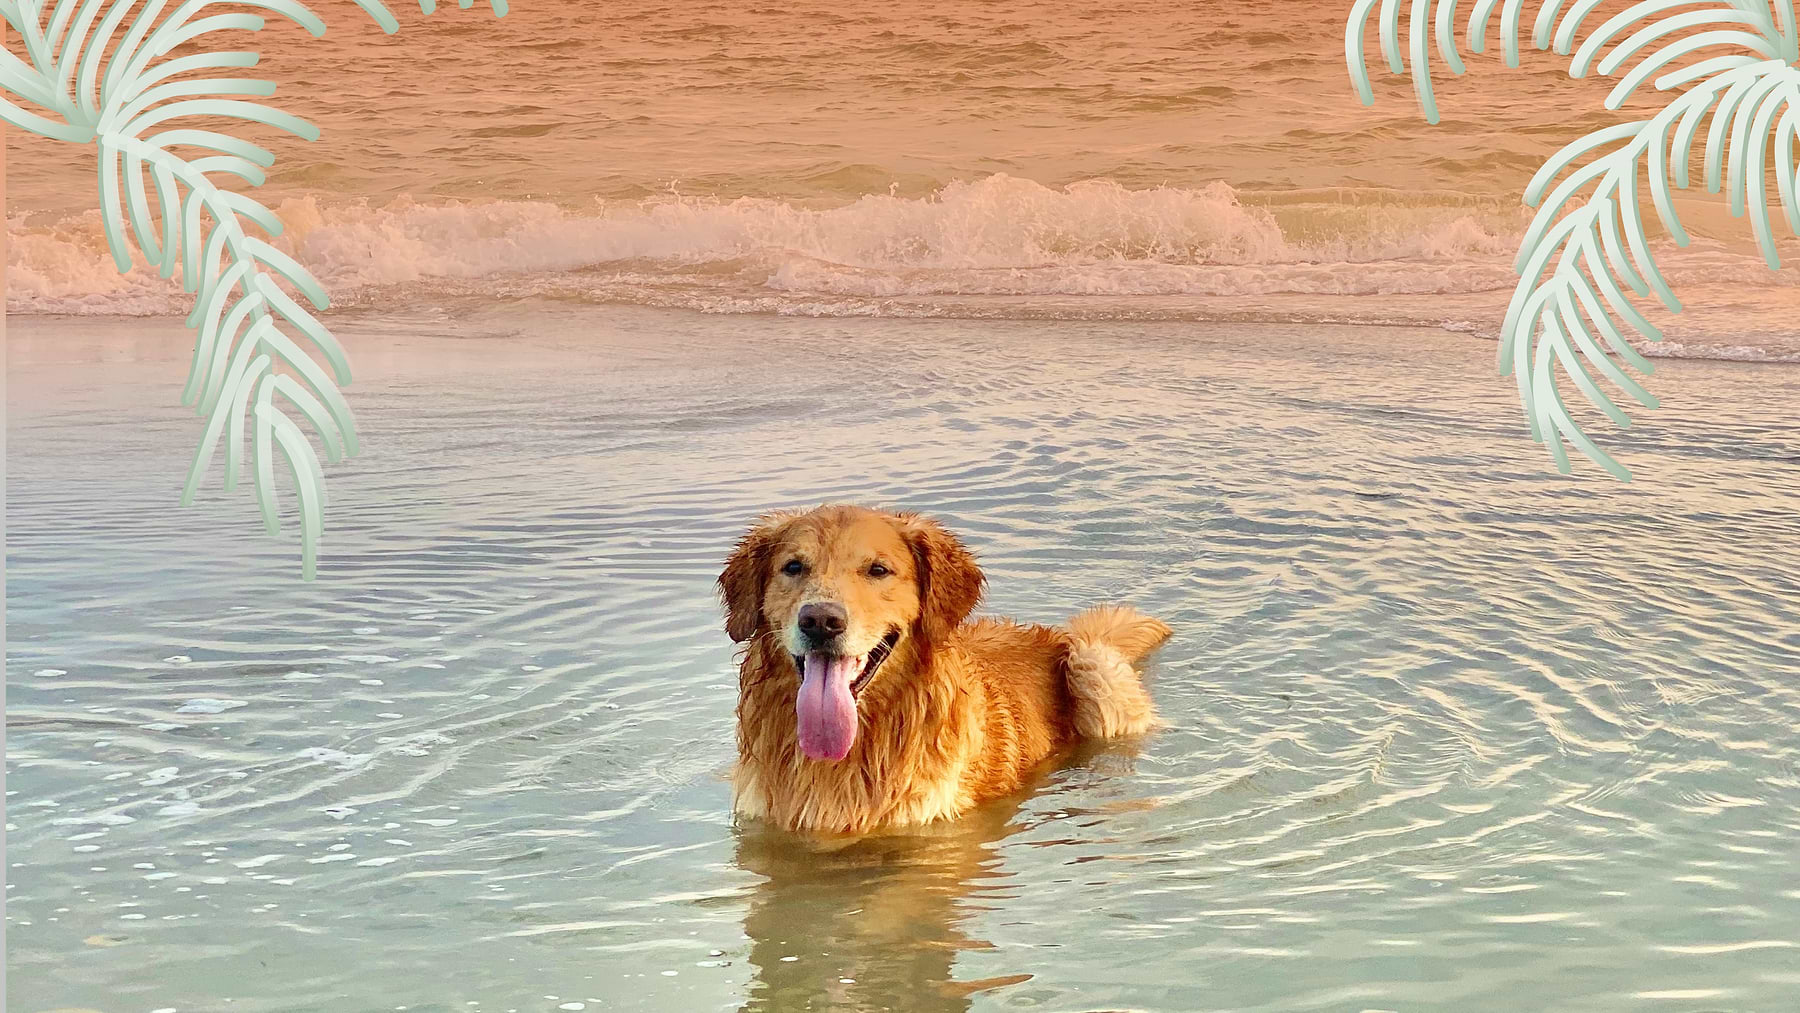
[
  {"x1": 1, "y1": 0, "x2": 508, "y2": 578},
  {"x1": 1346, "y1": 1, "x2": 1800, "y2": 480}
]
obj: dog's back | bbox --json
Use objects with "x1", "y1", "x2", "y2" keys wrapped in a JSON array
[{"x1": 941, "y1": 607, "x2": 1172, "y2": 806}]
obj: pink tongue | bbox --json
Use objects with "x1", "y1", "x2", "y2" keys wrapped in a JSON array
[{"x1": 796, "y1": 653, "x2": 861, "y2": 761}]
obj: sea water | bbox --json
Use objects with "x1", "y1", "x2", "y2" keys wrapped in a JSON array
[{"x1": 8, "y1": 305, "x2": 1800, "y2": 1010}]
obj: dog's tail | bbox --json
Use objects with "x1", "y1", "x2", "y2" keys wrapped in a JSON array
[{"x1": 1061, "y1": 605, "x2": 1172, "y2": 739}]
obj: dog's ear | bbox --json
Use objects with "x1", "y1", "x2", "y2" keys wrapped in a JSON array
[
  {"x1": 901, "y1": 513, "x2": 984, "y2": 650},
  {"x1": 719, "y1": 515, "x2": 788, "y2": 642}
]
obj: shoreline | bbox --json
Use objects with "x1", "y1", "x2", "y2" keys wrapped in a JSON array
[{"x1": 8, "y1": 300, "x2": 1799, "y2": 369}]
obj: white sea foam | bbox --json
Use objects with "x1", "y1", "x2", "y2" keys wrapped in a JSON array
[
  {"x1": 175, "y1": 699, "x2": 246, "y2": 715},
  {"x1": 11, "y1": 176, "x2": 1526, "y2": 309},
  {"x1": 10, "y1": 174, "x2": 1794, "y2": 358},
  {"x1": 300, "y1": 748, "x2": 371, "y2": 771}
]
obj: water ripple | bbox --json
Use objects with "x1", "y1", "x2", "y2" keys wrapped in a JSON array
[{"x1": 7, "y1": 306, "x2": 1800, "y2": 1011}]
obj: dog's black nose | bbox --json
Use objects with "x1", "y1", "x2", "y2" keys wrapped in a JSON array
[{"x1": 797, "y1": 602, "x2": 848, "y2": 645}]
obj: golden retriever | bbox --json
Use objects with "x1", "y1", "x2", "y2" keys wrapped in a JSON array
[{"x1": 718, "y1": 504, "x2": 1171, "y2": 835}]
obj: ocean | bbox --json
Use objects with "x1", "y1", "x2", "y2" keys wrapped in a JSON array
[{"x1": 7, "y1": 0, "x2": 1799, "y2": 355}]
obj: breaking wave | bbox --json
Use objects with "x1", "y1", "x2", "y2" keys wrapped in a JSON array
[{"x1": 8, "y1": 174, "x2": 1797, "y2": 359}]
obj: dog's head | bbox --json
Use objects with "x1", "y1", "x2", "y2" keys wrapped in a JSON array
[{"x1": 719, "y1": 505, "x2": 984, "y2": 761}]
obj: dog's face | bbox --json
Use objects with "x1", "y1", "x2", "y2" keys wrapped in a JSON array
[{"x1": 719, "y1": 505, "x2": 984, "y2": 762}]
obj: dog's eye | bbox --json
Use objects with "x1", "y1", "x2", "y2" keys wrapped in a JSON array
[
  {"x1": 868, "y1": 562, "x2": 891, "y2": 578},
  {"x1": 782, "y1": 560, "x2": 805, "y2": 576}
]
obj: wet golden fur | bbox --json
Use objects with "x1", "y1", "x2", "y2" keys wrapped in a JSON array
[{"x1": 719, "y1": 504, "x2": 1172, "y2": 835}]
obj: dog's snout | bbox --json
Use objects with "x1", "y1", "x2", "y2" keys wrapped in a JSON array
[{"x1": 797, "y1": 602, "x2": 848, "y2": 645}]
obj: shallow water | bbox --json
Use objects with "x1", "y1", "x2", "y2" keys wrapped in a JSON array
[{"x1": 8, "y1": 305, "x2": 1800, "y2": 1011}]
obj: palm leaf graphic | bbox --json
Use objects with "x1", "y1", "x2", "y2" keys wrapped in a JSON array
[
  {"x1": 2, "y1": 0, "x2": 507, "y2": 578},
  {"x1": 1347, "y1": 0, "x2": 1799, "y2": 480}
]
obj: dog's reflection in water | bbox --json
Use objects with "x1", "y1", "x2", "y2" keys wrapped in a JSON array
[
  {"x1": 733, "y1": 796, "x2": 1031, "y2": 1013},
  {"x1": 732, "y1": 745, "x2": 1142, "y2": 1013}
]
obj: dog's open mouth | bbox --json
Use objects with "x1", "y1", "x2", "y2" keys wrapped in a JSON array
[
  {"x1": 793, "y1": 628, "x2": 901, "y2": 763},
  {"x1": 792, "y1": 627, "x2": 900, "y2": 698},
  {"x1": 857, "y1": 627, "x2": 901, "y2": 690}
]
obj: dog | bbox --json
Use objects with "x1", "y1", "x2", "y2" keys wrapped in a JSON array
[{"x1": 718, "y1": 504, "x2": 1172, "y2": 835}]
